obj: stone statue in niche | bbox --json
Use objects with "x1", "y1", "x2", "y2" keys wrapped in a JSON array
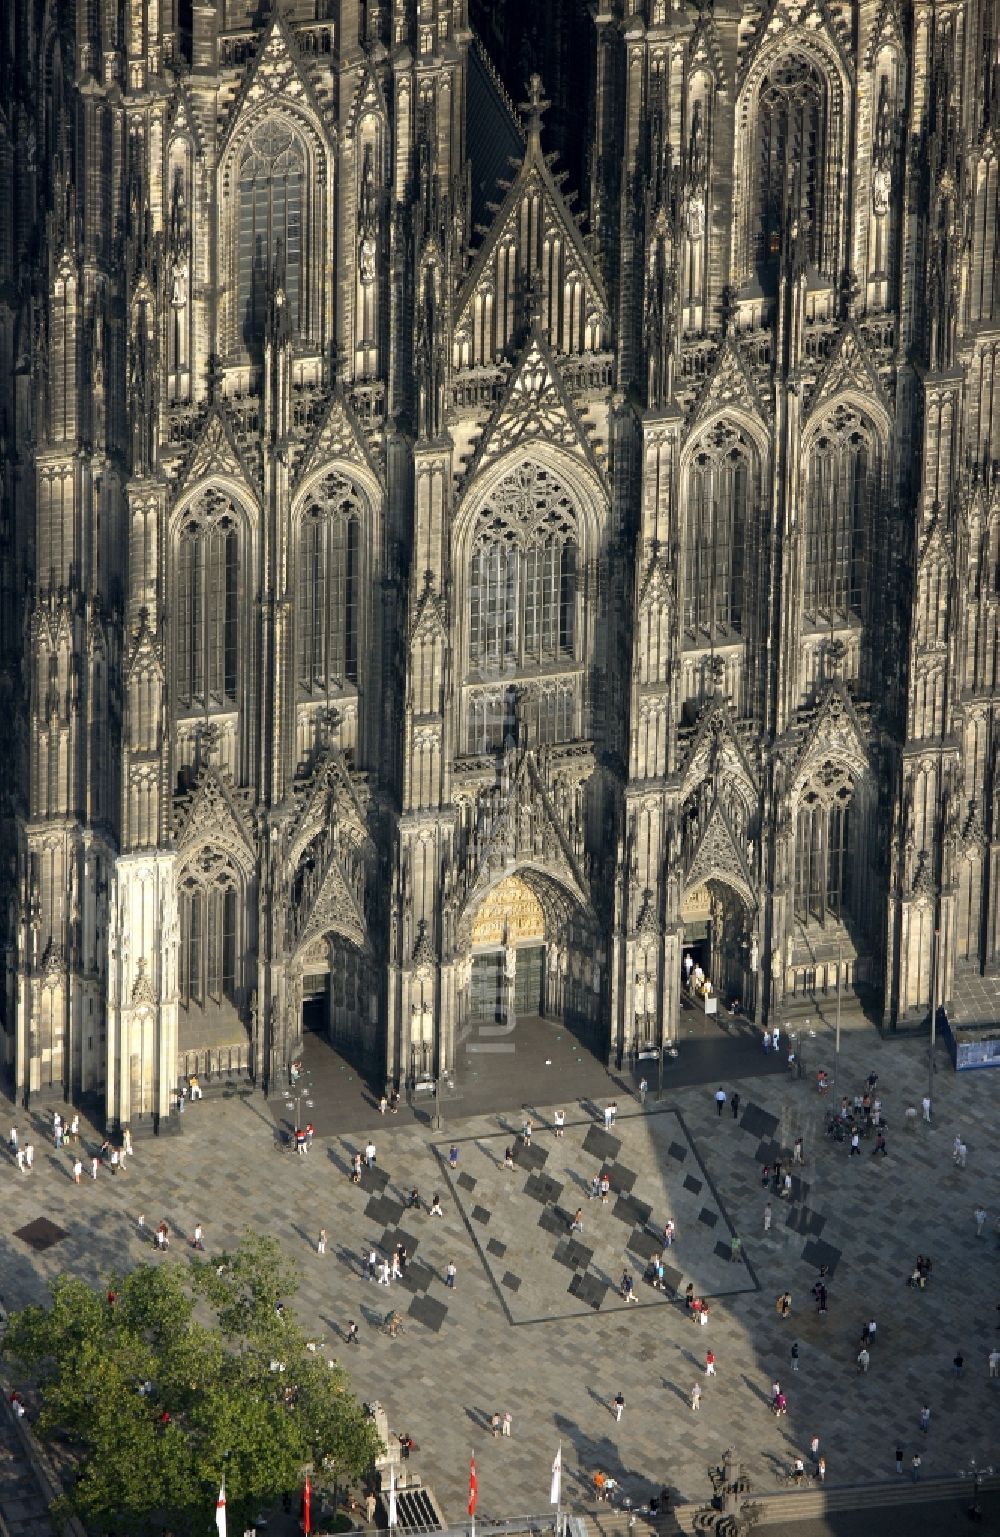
[{"x1": 872, "y1": 75, "x2": 893, "y2": 215}]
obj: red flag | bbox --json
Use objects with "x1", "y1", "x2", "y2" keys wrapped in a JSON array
[
  {"x1": 468, "y1": 1456, "x2": 478, "y2": 1517},
  {"x1": 303, "y1": 1476, "x2": 312, "y2": 1537}
]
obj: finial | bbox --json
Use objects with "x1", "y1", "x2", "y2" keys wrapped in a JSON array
[{"x1": 521, "y1": 73, "x2": 550, "y2": 147}]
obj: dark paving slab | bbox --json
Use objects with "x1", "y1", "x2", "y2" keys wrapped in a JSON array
[
  {"x1": 583, "y1": 1125, "x2": 622, "y2": 1161},
  {"x1": 12, "y1": 1218, "x2": 67, "y2": 1252}
]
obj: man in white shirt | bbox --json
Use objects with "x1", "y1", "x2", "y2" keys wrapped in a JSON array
[{"x1": 714, "y1": 1087, "x2": 727, "y2": 1117}]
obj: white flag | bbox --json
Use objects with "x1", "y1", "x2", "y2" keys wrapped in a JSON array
[
  {"x1": 388, "y1": 1464, "x2": 397, "y2": 1529},
  {"x1": 216, "y1": 1482, "x2": 227, "y2": 1537},
  {"x1": 550, "y1": 1444, "x2": 562, "y2": 1507}
]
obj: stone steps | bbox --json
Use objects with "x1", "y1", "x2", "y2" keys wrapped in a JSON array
[{"x1": 670, "y1": 1472, "x2": 1000, "y2": 1531}]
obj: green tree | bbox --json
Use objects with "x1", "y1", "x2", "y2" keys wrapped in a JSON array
[{"x1": 2, "y1": 1230, "x2": 383, "y2": 1536}]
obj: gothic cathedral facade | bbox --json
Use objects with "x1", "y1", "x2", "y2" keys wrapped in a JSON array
[{"x1": 0, "y1": 0, "x2": 998, "y2": 1122}]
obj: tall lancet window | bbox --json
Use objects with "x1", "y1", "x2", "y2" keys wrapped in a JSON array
[
  {"x1": 756, "y1": 57, "x2": 827, "y2": 277},
  {"x1": 176, "y1": 491, "x2": 240, "y2": 710},
  {"x1": 296, "y1": 475, "x2": 362, "y2": 693},
  {"x1": 803, "y1": 406, "x2": 877, "y2": 623},
  {"x1": 682, "y1": 422, "x2": 753, "y2": 639},
  {"x1": 238, "y1": 119, "x2": 304, "y2": 346}
]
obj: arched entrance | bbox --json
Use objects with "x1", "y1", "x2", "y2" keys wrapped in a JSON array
[
  {"x1": 680, "y1": 878, "x2": 756, "y2": 1016},
  {"x1": 459, "y1": 869, "x2": 602, "y2": 1045}
]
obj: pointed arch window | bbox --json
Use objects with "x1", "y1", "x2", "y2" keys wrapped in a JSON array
[
  {"x1": 178, "y1": 847, "x2": 241, "y2": 1009},
  {"x1": 682, "y1": 422, "x2": 753, "y2": 639},
  {"x1": 296, "y1": 474, "x2": 362, "y2": 693},
  {"x1": 238, "y1": 119, "x2": 305, "y2": 347},
  {"x1": 803, "y1": 406, "x2": 877, "y2": 623},
  {"x1": 754, "y1": 55, "x2": 830, "y2": 279},
  {"x1": 468, "y1": 464, "x2": 579, "y2": 671},
  {"x1": 794, "y1": 767, "x2": 853, "y2": 925},
  {"x1": 176, "y1": 491, "x2": 240, "y2": 710}
]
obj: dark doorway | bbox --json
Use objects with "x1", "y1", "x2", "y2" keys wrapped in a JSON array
[
  {"x1": 513, "y1": 945, "x2": 544, "y2": 1015},
  {"x1": 470, "y1": 952, "x2": 504, "y2": 1024},
  {"x1": 302, "y1": 976, "x2": 328, "y2": 1033}
]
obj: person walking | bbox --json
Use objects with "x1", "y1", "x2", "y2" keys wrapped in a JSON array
[
  {"x1": 345, "y1": 1321, "x2": 359, "y2": 1346},
  {"x1": 809, "y1": 1436, "x2": 820, "y2": 1469},
  {"x1": 791, "y1": 1341, "x2": 800, "y2": 1372},
  {"x1": 988, "y1": 1348, "x2": 1000, "y2": 1378},
  {"x1": 24, "y1": 1143, "x2": 34, "y2": 1171},
  {"x1": 9, "y1": 1126, "x2": 18, "y2": 1155},
  {"x1": 911, "y1": 1454, "x2": 921, "y2": 1483},
  {"x1": 957, "y1": 1141, "x2": 968, "y2": 1168},
  {"x1": 919, "y1": 1404, "x2": 931, "y2": 1433},
  {"x1": 490, "y1": 1413, "x2": 501, "y2": 1438},
  {"x1": 72, "y1": 1157, "x2": 82, "y2": 1183},
  {"x1": 731, "y1": 1092, "x2": 741, "y2": 1120},
  {"x1": 365, "y1": 1140, "x2": 376, "y2": 1167},
  {"x1": 90, "y1": 1155, "x2": 99, "y2": 1180},
  {"x1": 817, "y1": 1459, "x2": 826, "y2": 1483},
  {"x1": 764, "y1": 1202, "x2": 772, "y2": 1232},
  {"x1": 953, "y1": 1351, "x2": 964, "y2": 1377},
  {"x1": 501, "y1": 1411, "x2": 512, "y2": 1437},
  {"x1": 192, "y1": 1224, "x2": 205, "y2": 1251},
  {"x1": 604, "y1": 1102, "x2": 614, "y2": 1130},
  {"x1": 850, "y1": 1129, "x2": 861, "y2": 1156},
  {"x1": 446, "y1": 1261, "x2": 457, "y2": 1288},
  {"x1": 895, "y1": 1445, "x2": 904, "y2": 1475},
  {"x1": 975, "y1": 1205, "x2": 988, "y2": 1236},
  {"x1": 554, "y1": 1109, "x2": 565, "y2": 1137},
  {"x1": 730, "y1": 1234, "x2": 742, "y2": 1263},
  {"x1": 638, "y1": 1079, "x2": 648, "y2": 1105},
  {"x1": 317, "y1": 1229, "x2": 327, "y2": 1255},
  {"x1": 771, "y1": 1024, "x2": 781, "y2": 1052},
  {"x1": 570, "y1": 1208, "x2": 584, "y2": 1233},
  {"x1": 16, "y1": 1147, "x2": 25, "y2": 1173},
  {"x1": 793, "y1": 1136, "x2": 804, "y2": 1164},
  {"x1": 857, "y1": 1347, "x2": 870, "y2": 1373},
  {"x1": 922, "y1": 1095, "x2": 932, "y2": 1122},
  {"x1": 612, "y1": 1391, "x2": 626, "y2": 1421},
  {"x1": 715, "y1": 1087, "x2": 727, "y2": 1116},
  {"x1": 429, "y1": 1194, "x2": 443, "y2": 1217},
  {"x1": 705, "y1": 1351, "x2": 716, "y2": 1377},
  {"x1": 690, "y1": 1383, "x2": 701, "y2": 1411}
]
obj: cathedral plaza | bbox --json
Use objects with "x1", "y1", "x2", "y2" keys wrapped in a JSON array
[{"x1": 3, "y1": 1014, "x2": 1000, "y2": 1533}]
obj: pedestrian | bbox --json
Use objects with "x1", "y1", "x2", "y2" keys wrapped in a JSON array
[
  {"x1": 782, "y1": 1172, "x2": 793, "y2": 1199},
  {"x1": 446, "y1": 1261, "x2": 457, "y2": 1288},
  {"x1": 730, "y1": 1234, "x2": 742, "y2": 1263},
  {"x1": 609, "y1": 1100, "x2": 617, "y2": 1126},
  {"x1": 791, "y1": 1341, "x2": 799, "y2": 1372},
  {"x1": 365, "y1": 1140, "x2": 376, "y2": 1167},
  {"x1": 817, "y1": 1459, "x2": 826, "y2": 1483},
  {"x1": 772, "y1": 1025, "x2": 780, "y2": 1051},
  {"x1": 378, "y1": 1260, "x2": 390, "y2": 1286},
  {"x1": 873, "y1": 1130, "x2": 887, "y2": 1155},
  {"x1": 156, "y1": 1220, "x2": 169, "y2": 1249},
  {"x1": 922, "y1": 1094, "x2": 932, "y2": 1122},
  {"x1": 793, "y1": 1136, "x2": 803, "y2": 1164},
  {"x1": 988, "y1": 1348, "x2": 1000, "y2": 1378},
  {"x1": 429, "y1": 1194, "x2": 443, "y2": 1216},
  {"x1": 953, "y1": 1351, "x2": 964, "y2": 1377},
  {"x1": 91, "y1": 1155, "x2": 99, "y2": 1180},
  {"x1": 683, "y1": 950, "x2": 694, "y2": 985},
  {"x1": 857, "y1": 1347, "x2": 870, "y2": 1373},
  {"x1": 317, "y1": 1229, "x2": 327, "y2": 1255},
  {"x1": 346, "y1": 1320, "x2": 359, "y2": 1346},
  {"x1": 867, "y1": 1318, "x2": 877, "y2": 1346},
  {"x1": 975, "y1": 1205, "x2": 987, "y2": 1236},
  {"x1": 554, "y1": 1109, "x2": 565, "y2": 1137},
  {"x1": 953, "y1": 1134, "x2": 962, "y2": 1162},
  {"x1": 365, "y1": 1493, "x2": 377, "y2": 1524},
  {"x1": 72, "y1": 1157, "x2": 82, "y2": 1183},
  {"x1": 192, "y1": 1224, "x2": 205, "y2": 1251},
  {"x1": 662, "y1": 1219, "x2": 675, "y2": 1247},
  {"x1": 613, "y1": 1391, "x2": 626, "y2": 1421},
  {"x1": 731, "y1": 1092, "x2": 740, "y2": 1120},
  {"x1": 639, "y1": 1078, "x2": 648, "y2": 1105},
  {"x1": 705, "y1": 1351, "x2": 716, "y2": 1377},
  {"x1": 771, "y1": 1380, "x2": 781, "y2": 1407},
  {"x1": 764, "y1": 1202, "x2": 772, "y2": 1232},
  {"x1": 110, "y1": 1147, "x2": 120, "y2": 1174},
  {"x1": 123, "y1": 1127, "x2": 133, "y2": 1157},
  {"x1": 502, "y1": 1411, "x2": 512, "y2": 1437},
  {"x1": 24, "y1": 1143, "x2": 33, "y2": 1171},
  {"x1": 715, "y1": 1087, "x2": 727, "y2": 1116},
  {"x1": 9, "y1": 1126, "x2": 18, "y2": 1154},
  {"x1": 763, "y1": 1028, "x2": 771, "y2": 1052},
  {"x1": 958, "y1": 1141, "x2": 968, "y2": 1168},
  {"x1": 761, "y1": 1163, "x2": 770, "y2": 1189},
  {"x1": 911, "y1": 1454, "x2": 921, "y2": 1483},
  {"x1": 448, "y1": 1145, "x2": 459, "y2": 1169},
  {"x1": 490, "y1": 1413, "x2": 501, "y2": 1438},
  {"x1": 522, "y1": 1118, "x2": 533, "y2": 1144},
  {"x1": 895, "y1": 1445, "x2": 903, "y2": 1474},
  {"x1": 604, "y1": 1102, "x2": 613, "y2": 1129},
  {"x1": 15, "y1": 1146, "x2": 25, "y2": 1173},
  {"x1": 570, "y1": 1208, "x2": 584, "y2": 1233},
  {"x1": 919, "y1": 1405, "x2": 930, "y2": 1432},
  {"x1": 850, "y1": 1129, "x2": 861, "y2": 1156},
  {"x1": 809, "y1": 1436, "x2": 820, "y2": 1467},
  {"x1": 690, "y1": 1383, "x2": 701, "y2": 1411},
  {"x1": 379, "y1": 1093, "x2": 388, "y2": 1115}
]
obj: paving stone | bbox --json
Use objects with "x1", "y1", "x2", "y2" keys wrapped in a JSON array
[
  {"x1": 501, "y1": 1272, "x2": 521, "y2": 1292},
  {"x1": 667, "y1": 1141, "x2": 688, "y2": 1162},
  {"x1": 470, "y1": 1204, "x2": 491, "y2": 1225},
  {"x1": 741, "y1": 1103, "x2": 780, "y2": 1139},
  {"x1": 512, "y1": 1140, "x2": 548, "y2": 1170},
  {"x1": 608, "y1": 1161, "x2": 637, "y2": 1192},
  {"x1": 12, "y1": 1218, "x2": 67, "y2": 1252},
  {"x1": 683, "y1": 1173, "x2": 703, "y2": 1195},
  {"x1": 627, "y1": 1227, "x2": 662, "y2": 1260},
  {"x1": 457, "y1": 1172, "x2": 477, "y2": 1191},
  {"x1": 582, "y1": 1125, "x2": 621, "y2": 1161},
  {"x1": 801, "y1": 1237, "x2": 843, "y2": 1275},
  {"x1": 486, "y1": 1238, "x2": 507, "y2": 1257},
  {"x1": 407, "y1": 1294, "x2": 447, "y2": 1332},
  {"x1": 697, "y1": 1207, "x2": 719, "y2": 1228}
]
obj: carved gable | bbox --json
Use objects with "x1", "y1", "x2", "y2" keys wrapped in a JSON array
[
  {"x1": 174, "y1": 768, "x2": 256, "y2": 873},
  {"x1": 679, "y1": 701, "x2": 758, "y2": 809},
  {"x1": 462, "y1": 330, "x2": 606, "y2": 486},
  {"x1": 790, "y1": 687, "x2": 870, "y2": 790},
  {"x1": 737, "y1": 0, "x2": 854, "y2": 92},
  {"x1": 293, "y1": 388, "x2": 384, "y2": 492},
  {"x1": 220, "y1": 14, "x2": 334, "y2": 153},
  {"x1": 173, "y1": 409, "x2": 259, "y2": 506},
  {"x1": 686, "y1": 340, "x2": 766, "y2": 436},
  {"x1": 684, "y1": 803, "x2": 756, "y2": 911},
  {"x1": 124, "y1": 613, "x2": 164, "y2": 683},
  {"x1": 807, "y1": 324, "x2": 886, "y2": 418},
  {"x1": 294, "y1": 853, "x2": 368, "y2": 955}
]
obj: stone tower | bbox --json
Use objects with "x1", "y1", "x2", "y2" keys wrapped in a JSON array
[{"x1": 0, "y1": 0, "x2": 998, "y2": 1121}]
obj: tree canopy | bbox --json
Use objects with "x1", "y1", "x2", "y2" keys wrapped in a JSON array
[{"x1": 2, "y1": 1229, "x2": 383, "y2": 1536}]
